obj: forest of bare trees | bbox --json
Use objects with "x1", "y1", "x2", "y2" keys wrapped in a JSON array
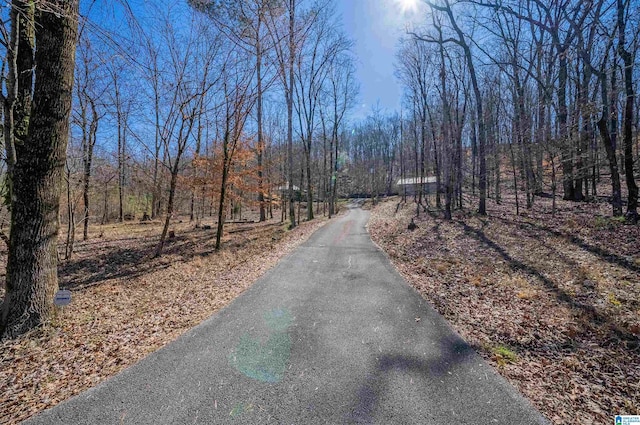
[
  {"x1": 0, "y1": 2, "x2": 638, "y2": 424},
  {"x1": 354, "y1": 0, "x2": 640, "y2": 224},
  {"x1": 0, "y1": 0, "x2": 638, "y2": 340},
  {"x1": 0, "y1": 0, "x2": 358, "y2": 339}
]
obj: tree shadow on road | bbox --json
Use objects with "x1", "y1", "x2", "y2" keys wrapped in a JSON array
[{"x1": 346, "y1": 339, "x2": 483, "y2": 424}]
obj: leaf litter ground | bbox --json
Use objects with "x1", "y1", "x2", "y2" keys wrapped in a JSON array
[
  {"x1": 368, "y1": 195, "x2": 639, "y2": 424},
  {"x1": 0, "y1": 215, "x2": 329, "y2": 424}
]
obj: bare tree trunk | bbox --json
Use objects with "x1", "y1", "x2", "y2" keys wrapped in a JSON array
[
  {"x1": 432, "y1": 136, "x2": 442, "y2": 210},
  {"x1": 509, "y1": 136, "x2": 520, "y2": 216},
  {"x1": 551, "y1": 155, "x2": 557, "y2": 215},
  {"x1": 321, "y1": 112, "x2": 328, "y2": 216},
  {"x1": 287, "y1": 0, "x2": 296, "y2": 229},
  {"x1": 190, "y1": 109, "x2": 204, "y2": 223},
  {"x1": 456, "y1": 119, "x2": 463, "y2": 210},
  {"x1": 216, "y1": 104, "x2": 237, "y2": 250},
  {"x1": 595, "y1": 57, "x2": 623, "y2": 216},
  {"x1": 305, "y1": 143, "x2": 314, "y2": 221},
  {"x1": 495, "y1": 140, "x2": 501, "y2": 204},
  {"x1": 333, "y1": 131, "x2": 340, "y2": 214},
  {"x1": 298, "y1": 159, "x2": 303, "y2": 220},
  {"x1": 1, "y1": 0, "x2": 78, "y2": 339},
  {"x1": 598, "y1": 118, "x2": 623, "y2": 216},
  {"x1": 257, "y1": 36, "x2": 266, "y2": 222},
  {"x1": 427, "y1": 0, "x2": 487, "y2": 214},
  {"x1": 102, "y1": 181, "x2": 109, "y2": 225},
  {"x1": 558, "y1": 52, "x2": 575, "y2": 201},
  {"x1": 155, "y1": 165, "x2": 178, "y2": 257},
  {"x1": 618, "y1": 0, "x2": 638, "y2": 220},
  {"x1": 65, "y1": 164, "x2": 75, "y2": 260},
  {"x1": 83, "y1": 101, "x2": 98, "y2": 240},
  {"x1": 151, "y1": 52, "x2": 162, "y2": 220}
]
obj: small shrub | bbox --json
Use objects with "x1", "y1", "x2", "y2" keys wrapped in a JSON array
[
  {"x1": 608, "y1": 292, "x2": 622, "y2": 307},
  {"x1": 594, "y1": 215, "x2": 625, "y2": 230},
  {"x1": 490, "y1": 345, "x2": 518, "y2": 366},
  {"x1": 593, "y1": 216, "x2": 608, "y2": 229}
]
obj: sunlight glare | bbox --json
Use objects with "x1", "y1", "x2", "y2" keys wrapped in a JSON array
[{"x1": 395, "y1": 0, "x2": 419, "y2": 15}]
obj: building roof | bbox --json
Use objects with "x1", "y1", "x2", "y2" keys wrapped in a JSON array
[
  {"x1": 396, "y1": 176, "x2": 437, "y2": 185},
  {"x1": 276, "y1": 183, "x2": 301, "y2": 191}
]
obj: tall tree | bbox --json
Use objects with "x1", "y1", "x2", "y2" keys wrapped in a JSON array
[
  {"x1": 617, "y1": 0, "x2": 638, "y2": 221},
  {"x1": 215, "y1": 53, "x2": 257, "y2": 250},
  {"x1": 266, "y1": 0, "x2": 301, "y2": 228},
  {"x1": 74, "y1": 33, "x2": 107, "y2": 239},
  {"x1": 326, "y1": 51, "x2": 357, "y2": 217},
  {"x1": 189, "y1": 0, "x2": 282, "y2": 222},
  {"x1": 396, "y1": 36, "x2": 434, "y2": 213},
  {"x1": 1, "y1": 0, "x2": 79, "y2": 339},
  {"x1": 294, "y1": 5, "x2": 350, "y2": 221},
  {"x1": 416, "y1": 0, "x2": 488, "y2": 214},
  {"x1": 107, "y1": 61, "x2": 131, "y2": 223},
  {"x1": 154, "y1": 13, "x2": 219, "y2": 257}
]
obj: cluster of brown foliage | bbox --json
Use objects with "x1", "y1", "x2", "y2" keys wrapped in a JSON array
[{"x1": 369, "y1": 195, "x2": 639, "y2": 424}]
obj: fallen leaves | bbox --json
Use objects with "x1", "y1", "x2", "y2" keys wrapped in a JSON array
[
  {"x1": 0, "y1": 215, "x2": 329, "y2": 425},
  {"x1": 369, "y1": 195, "x2": 640, "y2": 424}
]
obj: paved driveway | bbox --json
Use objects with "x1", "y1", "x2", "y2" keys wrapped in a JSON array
[{"x1": 26, "y1": 204, "x2": 548, "y2": 424}]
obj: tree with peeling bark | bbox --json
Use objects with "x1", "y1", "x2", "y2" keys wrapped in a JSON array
[{"x1": 0, "y1": 0, "x2": 79, "y2": 339}]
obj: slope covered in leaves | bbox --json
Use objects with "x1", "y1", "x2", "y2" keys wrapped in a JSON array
[{"x1": 368, "y1": 196, "x2": 639, "y2": 424}]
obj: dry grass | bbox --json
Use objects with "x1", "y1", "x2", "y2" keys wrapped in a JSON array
[
  {"x1": 369, "y1": 194, "x2": 640, "y2": 424},
  {"x1": 0, "y1": 214, "x2": 329, "y2": 424}
]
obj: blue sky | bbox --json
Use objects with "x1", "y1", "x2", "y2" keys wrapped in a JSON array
[
  {"x1": 335, "y1": 0, "x2": 426, "y2": 119},
  {"x1": 78, "y1": 0, "x2": 427, "y2": 134}
]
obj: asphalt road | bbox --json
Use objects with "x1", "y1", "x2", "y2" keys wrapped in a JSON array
[{"x1": 26, "y1": 204, "x2": 548, "y2": 424}]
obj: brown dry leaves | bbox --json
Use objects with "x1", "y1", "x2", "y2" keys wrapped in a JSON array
[
  {"x1": 0, "y1": 216, "x2": 328, "y2": 424},
  {"x1": 369, "y1": 195, "x2": 639, "y2": 425}
]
